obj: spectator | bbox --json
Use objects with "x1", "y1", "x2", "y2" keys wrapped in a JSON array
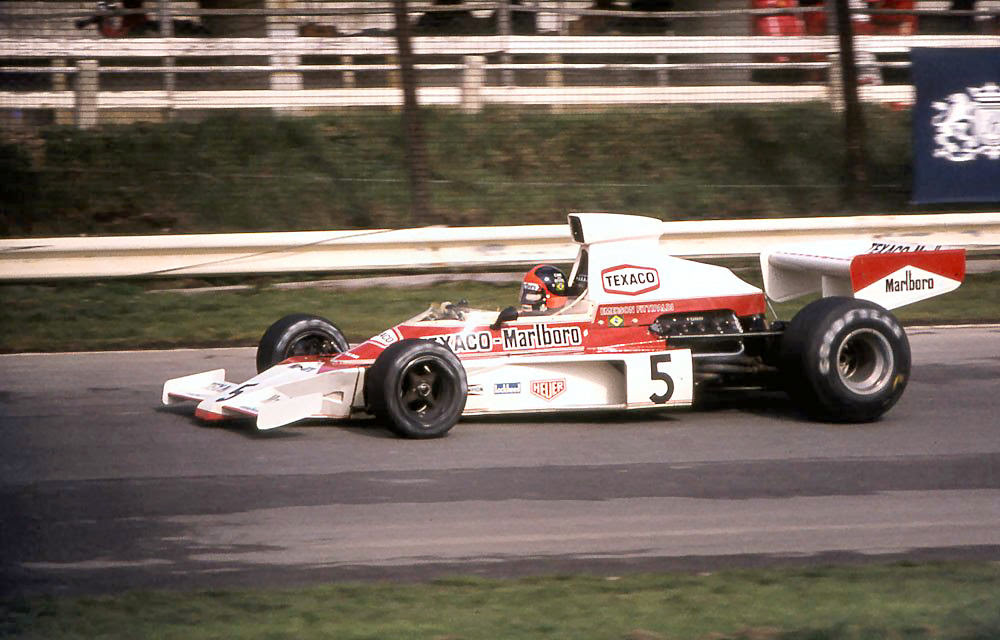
[{"x1": 415, "y1": 0, "x2": 485, "y2": 35}]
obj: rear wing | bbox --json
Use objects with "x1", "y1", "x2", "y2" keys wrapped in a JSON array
[{"x1": 761, "y1": 240, "x2": 966, "y2": 310}]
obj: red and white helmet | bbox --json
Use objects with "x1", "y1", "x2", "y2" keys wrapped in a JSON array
[{"x1": 520, "y1": 265, "x2": 568, "y2": 312}]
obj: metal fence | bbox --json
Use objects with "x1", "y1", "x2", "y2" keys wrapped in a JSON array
[
  {"x1": 2, "y1": 1, "x2": 999, "y2": 238},
  {"x1": 3, "y1": 2, "x2": 1000, "y2": 122}
]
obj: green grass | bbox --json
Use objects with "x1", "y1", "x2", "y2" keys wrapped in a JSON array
[
  {"x1": 7, "y1": 105, "x2": 992, "y2": 237},
  {"x1": 0, "y1": 271, "x2": 996, "y2": 353},
  {"x1": 0, "y1": 279, "x2": 514, "y2": 352},
  {"x1": 2, "y1": 563, "x2": 999, "y2": 639}
]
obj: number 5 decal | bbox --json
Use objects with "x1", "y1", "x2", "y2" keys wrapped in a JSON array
[{"x1": 649, "y1": 353, "x2": 674, "y2": 404}]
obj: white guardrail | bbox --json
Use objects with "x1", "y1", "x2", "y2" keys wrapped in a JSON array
[
  {"x1": 10, "y1": 35, "x2": 1000, "y2": 58},
  {"x1": 1, "y1": 213, "x2": 998, "y2": 281},
  {"x1": 4, "y1": 35, "x2": 1000, "y2": 114}
]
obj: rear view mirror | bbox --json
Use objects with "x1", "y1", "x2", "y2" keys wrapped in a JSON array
[{"x1": 491, "y1": 306, "x2": 519, "y2": 330}]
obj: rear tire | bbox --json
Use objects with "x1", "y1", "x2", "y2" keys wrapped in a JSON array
[
  {"x1": 256, "y1": 313, "x2": 349, "y2": 373},
  {"x1": 780, "y1": 297, "x2": 910, "y2": 422},
  {"x1": 364, "y1": 339, "x2": 467, "y2": 439}
]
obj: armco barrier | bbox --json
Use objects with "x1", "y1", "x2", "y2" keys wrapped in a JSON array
[{"x1": 1, "y1": 213, "x2": 998, "y2": 281}]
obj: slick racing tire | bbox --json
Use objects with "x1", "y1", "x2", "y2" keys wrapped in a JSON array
[
  {"x1": 779, "y1": 297, "x2": 910, "y2": 423},
  {"x1": 364, "y1": 339, "x2": 468, "y2": 439},
  {"x1": 256, "y1": 313, "x2": 349, "y2": 373}
]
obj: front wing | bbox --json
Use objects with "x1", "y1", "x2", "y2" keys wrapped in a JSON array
[{"x1": 162, "y1": 362, "x2": 364, "y2": 430}]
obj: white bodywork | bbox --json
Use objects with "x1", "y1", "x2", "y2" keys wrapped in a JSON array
[
  {"x1": 163, "y1": 213, "x2": 965, "y2": 431},
  {"x1": 461, "y1": 350, "x2": 694, "y2": 415},
  {"x1": 568, "y1": 213, "x2": 762, "y2": 306},
  {"x1": 163, "y1": 349, "x2": 694, "y2": 430}
]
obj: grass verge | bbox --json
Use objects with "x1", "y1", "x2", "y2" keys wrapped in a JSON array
[
  {"x1": 1, "y1": 271, "x2": 996, "y2": 353},
  {"x1": 7, "y1": 105, "x2": 993, "y2": 237},
  {"x1": 2, "y1": 563, "x2": 999, "y2": 639}
]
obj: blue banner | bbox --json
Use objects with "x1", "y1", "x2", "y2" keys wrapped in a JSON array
[{"x1": 911, "y1": 48, "x2": 1000, "y2": 203}]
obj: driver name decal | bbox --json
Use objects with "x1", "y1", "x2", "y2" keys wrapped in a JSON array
[
  {"x1": 601, "y1": 265, "x2": 660, "y2": 296},
  {"x1": 599, "y1": 302, "x2": 675, "y2": 316}
]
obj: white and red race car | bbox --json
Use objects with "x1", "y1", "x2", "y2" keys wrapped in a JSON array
[{"x1": 162, "y1": 213, "x2": 966, "y2": 437}]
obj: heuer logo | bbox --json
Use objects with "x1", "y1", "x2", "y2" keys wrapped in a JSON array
[
  {"x1": 531, "y1": 379, "x2": 566, "y2": 401},
  {"x1": 601, "y1": 264, "x2": 660, "y2": 296}
]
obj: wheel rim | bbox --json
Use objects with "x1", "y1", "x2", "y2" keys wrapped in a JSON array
[
  {"x1": 836, "y1": 329, "x2": 894, "y2": 395},
  {"x1": 398, "y1": 357, "x2": 454, "y2": 424},
  {"x1": 286, "y1": 333, "x2": 337, "y2": 357}
]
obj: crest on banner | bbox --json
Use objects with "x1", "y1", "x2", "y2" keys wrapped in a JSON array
[{"x1": 931, "y1": 82, "x2": 1000, "y2": 162}]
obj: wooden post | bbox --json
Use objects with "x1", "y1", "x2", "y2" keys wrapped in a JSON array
[
  {"x1": 655, "y1": 53, "x2": 669, "y2": 86},
  {"x1": 75, "y1": 60, "x2": 99, "y2": 130},
  {"x1": 827, "y1": 53, "x2": 844, "y2": 112},
  {"x1": 342, "y1": 55, "x2": 356, "y2": 88},
  {"x1": 461, "y1": 55, "x2": 485, "y2": 113},
  {"x1": 157, "y1": 0, "x2": 176, "y2": 120},
  {"x1": 388, "y1": 55, "x2": 400, "y2": 88},
  {"x1": 546, "y1": 53, "x2": 563, "y2": 113},
  {"x1": 52, "y1": 58, "x2": 73, "y2": 126},
  {"x1": 268, "y1": 0, "x2": 303, "y2": 114},
  {"x1": 498, "y1": 0, "x2": 513, "y2": 87}
]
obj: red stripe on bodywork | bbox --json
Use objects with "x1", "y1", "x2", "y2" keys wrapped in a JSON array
[
  {"x1": 195, "y1": 407, "x2": 227, "y2": 422},
  {"x1": 850, "y1": 250, "x2": 966, "y2": 291},
  {"x1": 305, "y1": 292, "x2": 766, "y2": 371},
  {"x1": 596, "y1": 293, "x2": 766, "y2": 324},
  {"x1": 664, "y1": 294, "x2": 766, "y2": 317}
]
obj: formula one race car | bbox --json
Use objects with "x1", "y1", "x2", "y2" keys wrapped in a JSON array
[{"x1": 162, "y1": 213, "x2": 966, "y2": 437}]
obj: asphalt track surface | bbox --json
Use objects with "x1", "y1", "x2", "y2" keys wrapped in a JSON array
[{"x1": 1, "y1": 326, "x2": 998, "y2": 597}]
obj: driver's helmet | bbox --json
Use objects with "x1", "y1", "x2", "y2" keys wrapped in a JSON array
[{"x1": 520, "y1": 265, "x2": 568, "y2": 312}]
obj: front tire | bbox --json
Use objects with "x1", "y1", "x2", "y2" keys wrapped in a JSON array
[
  {"x1": 780, "y1": 297, "x2": 910, "y2": 423},
  {"x1": 256, "y1": 313, "x2": 349, "y2": 373},
  {"x1": 364, "y1": 339, "x2": 467, "y2": 439}
]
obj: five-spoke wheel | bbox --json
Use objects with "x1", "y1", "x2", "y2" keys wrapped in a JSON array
[{"x1": 364, "y1": 339, "x2": 468, "y2": 438}]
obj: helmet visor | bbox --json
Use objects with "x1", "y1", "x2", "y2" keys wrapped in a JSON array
[{"x1": 519, "y1": 282, "x2": 544, "y2": 310}]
